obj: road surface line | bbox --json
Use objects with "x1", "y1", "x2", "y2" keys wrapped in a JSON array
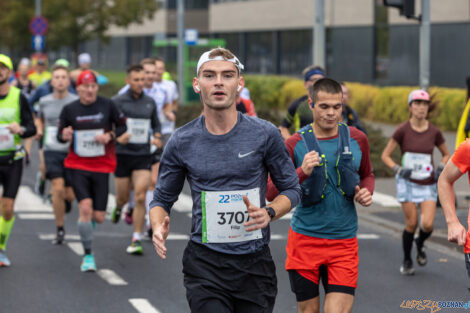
[
  {"x1": 39, "y1": 233, "x2": 80, "y2": 241},
  {"x1": 67, "y1": 242, "x2": 84, "y2": 255},
  {"x1": 14, "y1": 186, "x2": 53, "y2": 212},
  {"x1": 18, "y1": 213, "x2": 54, "y2": 220},
  {"x1": 372, "y1": 191, "x2": 400, "y2": 207},
  {"x1": 172, "y1": 193, "x2": 192, "y2": 212},
  {"x1": 129, "y1": 299, "x2": 161, "y2": 313},
  {"x1": 357, "y1": 233, "x2": 380, "y2": 239},
  {"x1": 97, "y1": 269, "x2": 128, "y2": 286}
]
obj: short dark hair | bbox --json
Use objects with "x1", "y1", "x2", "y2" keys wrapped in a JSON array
[
  {"x1": 308, "y1": 78, "x2": 342, "y2": 103},
  {"x1": 126, "y1": 64, "x2": 143, "y2": 75},
  {"x1": 154, "y1": 57, "x2": 165, "y2": 63},
  {"x1": 51, "y1": 65, "x2": 68, "y2": 74}
]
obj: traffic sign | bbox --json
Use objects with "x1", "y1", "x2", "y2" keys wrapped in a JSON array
[
  {"x1": 32, "y1": 35, "x2": 45, "y2": 52},
  {"x1": 29, "y1": 16, "x2": 48, "y2": 35},
  {"x1": 184, "y1": 29, "x2": 198, "y2": 46}
]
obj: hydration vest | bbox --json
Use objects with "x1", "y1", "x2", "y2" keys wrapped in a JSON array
[
  {"x1": 298, "y1": 123, "x2": 360, "y2": 207},
  {"x1": 0, "y1": 86, "x2": 22, "y2": 155}
]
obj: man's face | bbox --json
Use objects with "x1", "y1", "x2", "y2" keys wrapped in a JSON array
[
  {"x1": 80, "y1": 63, "x2": 90, "y2": 70},
  {"x1": 18, "y1": 64, "x2": 30, "y2": 77},
  {"x1": 51, "y1": 69, "x2": 70, "y2": 93},
  {"x1": 143, "y1": 64, "x2": 157, "y2": 88},
  {"x1": 77, "y1": 82, "x2": 98, "y2": 105},
  {"x1": 37, "y1": 63, "x2": 46, "y2": 73},
  {"x1": 341, "y1": 85, "x2": 349, "y2": 105},
  {"x1": 0, "y1": 64, "x2": 11, "y2": 85},
  {"x1": 194, "y1": 60, "x2": 242, "y2": 111},
  {"x1": 126, "y1": 70, "x2": 145, "y2": 95},
  {"x1": 155, "y1": 60, "x2": 165, "y2": 82},
  {"x1": 304, "y1": 74, "x2": 324, "y2": 91},
  {"x1": 311, "y1": 91, "x2": 343, "y2": 132}
]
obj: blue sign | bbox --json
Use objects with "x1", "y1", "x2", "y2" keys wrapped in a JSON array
[
  {"x1": 32, "y1": 35, "x2": 45, "y2": 52},
  {"x1": 29, "y1": 16, "x2": 48, "y2": 35},
  {"x1": 185, "y1": 29, "x2": 198, "y2": 46}
]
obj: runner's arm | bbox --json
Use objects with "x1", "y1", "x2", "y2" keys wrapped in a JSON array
[
  {"x1": 57, "y1": 105, "x2": 71, "y2": 143},
  {"x1": 437, "y1": 142, "x2": 450, "y2": 164},
  {"x1": 110, "y1": 100, "x2": 127, "y2": 138},
  {"x1": 150, "y1": 205, "x2": 170, "y2": 259},
  {"x1": 438, "y1": 161, "x2": 466, "y2": 245},
  {"x1": 353, "y1": 128, "x2": 374, "y2": 193},
  {"x1": 18, "y1": 94, "x2": 36, "y2": 138},
  {"x1": 264, "y1": 126, "x2": 301, "y2": 216},
  {"x1": 381, "y1": 138, "x2": 399, "y2": 170}
]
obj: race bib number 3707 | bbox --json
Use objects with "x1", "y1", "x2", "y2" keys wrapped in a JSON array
[{"x1": 202, "y1": 188, "x2": 262, "y2": 243}]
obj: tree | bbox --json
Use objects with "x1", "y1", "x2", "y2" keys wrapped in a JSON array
[{"x1": 0, "y1": 0, "x2": 159, "y2": 61}]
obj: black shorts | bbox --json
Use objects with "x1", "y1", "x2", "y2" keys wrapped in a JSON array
[
  {"x1": 69, "y1": 169, "x2": 109, "y2": 211},
  {"x1": 115, "y1": 154, "x2": 152, "y2": 178},
  {"x1": 182, "y1": 241, "x2": 277, "y2": 313},
  {"x1": 0, "y1": 159, "x2": 23, "y2": 198},
  {"x1": 151, "y1": 133, "x2": 172, "y2": 164},
  {"x1": 44, "y1": 151, "x2": 72, "y2": 186}
]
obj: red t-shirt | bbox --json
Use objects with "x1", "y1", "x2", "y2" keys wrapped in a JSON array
[
  {"x1": 392, "y1": 121, "x2": 445, "y2": 185},
  {"x1": 450, "y1": 139, "x2": 470, "y2": 252}
]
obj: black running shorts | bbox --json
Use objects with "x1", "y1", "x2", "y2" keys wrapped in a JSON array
[
  {"x1": 44, "y1": 151, "x2": 72, "y2": 186},
  {"x1": 182, "y1": 240, "x2": 277, "y2": 313},
  {"x1": 69, "y1": 169, "x2": 109, "y2": 211},
  {"x1": 115, "y1": 154, "x2": 151, "y2": 178},
  {"x1": 0, "y1": 159, "x2": 23, "y2": 198}
]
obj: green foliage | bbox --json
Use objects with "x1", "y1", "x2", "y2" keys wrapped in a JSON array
[
  {"x1": 0, "y1": 0, "x2": 34, "y2": 53},
  {"x1": 279, "y1": 79, "x2": 306, "y2": 110},
  {"x1": 365, "y1": 123, "x2": 400, "y2": 178},
  {"x1": 244, "y1": 75, "x2": 295, "y2": 110}
]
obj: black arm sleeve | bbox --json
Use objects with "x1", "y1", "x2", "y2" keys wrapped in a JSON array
[
  {"x1": 110, "y1": 100, "x2": 127, "y2": 137},
  {"x1": 57, "y1": 105, "x2": 69, "y2": 143},
  {"x1": 19, "y1": 94, "x2": 36, "y2": 138}
]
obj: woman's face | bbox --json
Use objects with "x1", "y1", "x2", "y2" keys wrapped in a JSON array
[{"x1": 409, "y1": 100, "x2": 430, "y2": 120}]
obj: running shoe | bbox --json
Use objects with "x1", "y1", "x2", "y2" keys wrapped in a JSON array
[
  {"x1": 111, "y1": 206, "x2": 122, "y2": 224},
  {"x1": 415, "y1": 238, "x2": 427, "y2": 266},
  {"x1": 34, "y1": 172, "x2": 46, "y2": 196},
  {"x1": 126, "y1": 240, "x2": 143, "y2": 255},
  {"x1": 80, "y1": 254, "x2": 97, "y2": 272},
  {"x1": 65, "y1": 200, "x2": 72, "y2": 213},
  {"x1": 0, "y1": 249, "x2": 10, "y2": 267},
  {"x1": 400, "y1": 259, "x2": 415, "y2": 276},
  {"x1": 52, "y1": 229, "x2": 65, "y2": 245},
  {"x1": 124, "y1": 208, "x2": 133, "y2": 225}
]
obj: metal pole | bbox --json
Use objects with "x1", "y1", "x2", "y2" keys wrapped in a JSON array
[
  {"x1": 419, "y1": 0, "x2": 430, "y2": 90},
  {"x1": 177, "y1": 0, "x2": 185, "y2": 106},
  {"x1": 313, "y1": 0, "x2": 325, "y2": 68},
  {"x1": 35, "y1": 0, "x2": 41, "y2": 16}
]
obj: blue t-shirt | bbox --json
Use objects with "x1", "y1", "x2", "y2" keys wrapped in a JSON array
[{"x1": 150, "y1": 112, "x2": 301, "y2": 254}]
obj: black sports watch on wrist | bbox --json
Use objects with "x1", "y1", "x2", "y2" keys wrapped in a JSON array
[{"x1": 264, "y1": 206, "x2": 276, "y2": 221}]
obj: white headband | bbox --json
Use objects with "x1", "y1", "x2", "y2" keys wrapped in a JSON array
[{"x1": 196, "y1": 50, "x2": 244, "y2": 75}]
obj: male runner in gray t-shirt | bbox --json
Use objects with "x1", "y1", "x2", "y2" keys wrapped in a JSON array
[
  {"x1": 150, "y1": 48, "x2": 301, "y2": 313},
  {"x1": 38, "y1": 65, "x2": 77, "y2": 244}
]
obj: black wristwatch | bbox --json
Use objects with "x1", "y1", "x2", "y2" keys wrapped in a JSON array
[{"x1": 264, "y1": 206, "x2": 276, "y2": 221}]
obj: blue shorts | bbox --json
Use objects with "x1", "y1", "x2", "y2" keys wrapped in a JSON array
[{"x1": 396, "y1": 176, "x2": 437, "y2": 203}]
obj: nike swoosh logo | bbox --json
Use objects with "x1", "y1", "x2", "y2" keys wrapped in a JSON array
[{"x1": 238, "y1": 151, "x2": 255, "y2": 158}]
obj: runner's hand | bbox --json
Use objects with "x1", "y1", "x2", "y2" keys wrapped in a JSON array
[
  {"x1": 7, "y1": 122, "x2": 22, "y2": 135},
  {"x1": 164, "y1": 111, "x2": 176, "y2": 122},
  {"x1": 153, "y1": 216, "x2": 170, "y2": 259},
  {"x1": 116, "y1": 132, "x2": 131, "y2": 144},
  {"x1": 62, "y1": 126, "x2": 73, "y2": 141},
  {"x1": 447, "y1": 221, "x2": 467, "y2": 246},
  {"x1": 152, "y1": 137, "x2": 163, "y2": 149},
  {"x1": 95, "y1": 133, "x2": 111, "y2": 144},
  {"x1": 301, "y1": 150, "x2": 321, "y2": 176},
  {"x1": 354, "y1": 186, "x2": 372, "y2": 207},
  {"x1": 243, "y1": 196, "x2": 270, "y2": 231},
  {"x1": 35, "y1": 129, "x2": 43, "y2": 140},
  {"x1": 393, "y1": 165, "x2": 412, "y2": 179}
]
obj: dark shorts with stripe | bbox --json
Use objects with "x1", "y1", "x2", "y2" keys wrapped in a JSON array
[{"x1": 69, "y1": 169, "x2": 109, "y2": 211}]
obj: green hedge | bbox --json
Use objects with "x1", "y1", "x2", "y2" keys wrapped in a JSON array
[{"x1": 244, "y1": 74, "x2": 467, "y2": 131}]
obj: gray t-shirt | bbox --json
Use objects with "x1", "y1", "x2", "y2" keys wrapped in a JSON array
[
  {"x1": 39, "y1": 93, "x2": 78, "y2": 152},
  {"x1": 150, "y1": 112, "x2": 301, "y2": 255}
]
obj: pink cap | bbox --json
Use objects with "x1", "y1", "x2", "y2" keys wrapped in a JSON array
[{"x1": 408, "y1": 89, "x2": 430, "y2": 105}]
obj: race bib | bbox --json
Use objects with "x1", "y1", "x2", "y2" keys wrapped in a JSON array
[
  {"x1": 44, "y1": 126, "x2": 69, "y2": 152},
  {"x1": 126, "y1": 118, "x2": 150, "y2": 144},
  {"x1": 0, "y1": 126, "x2": 14, "y2": 150},
  {"x1": 74, "y1": 129, "x2": 105, "y2": 157},
  {"x1": 402, "y1": 152, "x2": 433, "y2": 180},
  {"x1": 202, "y1": 187, "x2": 262, "y2": 243}
]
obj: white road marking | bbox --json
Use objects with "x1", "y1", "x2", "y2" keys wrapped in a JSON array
[
  {"x1": 357, "y1": 233, "x2": 380, "y2": 239},
  {"x1": 129, "y1": 299, "x2": 161, "y2": 313},
  {"x1": 18, "y1": 213, "x2": 54, "y2": 220},
  {"x1": 67, "y1": 242, "x2": 84, "y2": 255},
  {"x1": 14, "y1": 186, "x2": 52, "y2": 212},
  {"x1": 271, "y1": 234, "x2": 286, "y2": 240},
  {"x1": 173, "y1": 193, "x2": 192, "y2": 213},
  {"x1": 38, "y1": 233, "x2": 81, "y2": 241},
  {"x1": 97, "y1": 269, "x2": 128, "y2": 286},
  {"x1": 167, "y1": 234, "x2": 189, "y2": 240},
  {"x1": 372, "y1": 191, "x2": 400, "y2": 207}
]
